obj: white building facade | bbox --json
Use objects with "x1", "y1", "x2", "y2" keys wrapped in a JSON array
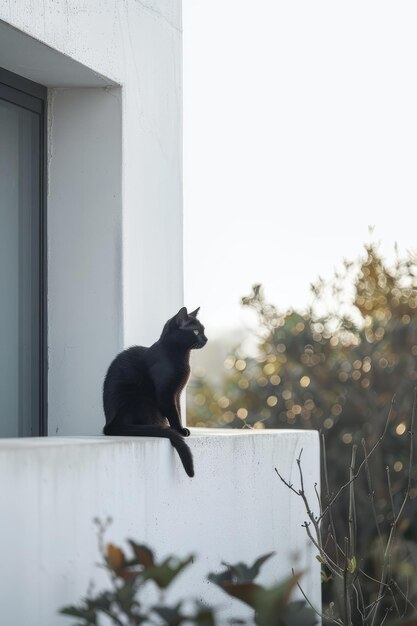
[
  {"x1": 0, "y1": 0, "x2": 184, "y2": 436},
  {"x1": 0, "y1": 2, "x2": 321, "y2": 624}
]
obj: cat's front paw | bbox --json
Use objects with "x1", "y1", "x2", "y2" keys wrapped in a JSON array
[{"x1": 179, "y1": 427, "x2": 190, "y2": 437}]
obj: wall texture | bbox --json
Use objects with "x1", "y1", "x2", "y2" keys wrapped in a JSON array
[
  {"x1": 0, "y1": 430, "x2": 321, "y2": 625},
  {"x1": 0, "y1": 1, "x2": 183, "y2": 434}
]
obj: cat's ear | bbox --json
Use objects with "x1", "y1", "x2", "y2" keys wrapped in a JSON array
[
  {"x1": 175, "y1": 307, "x2": 188, "y2": 325},
  {"x1": 189, "y1": 307, "x2": 200, "y2": 318}
]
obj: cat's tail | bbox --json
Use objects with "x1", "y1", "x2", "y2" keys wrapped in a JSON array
[
  {"x1": 164, "y1": 428, "x2": 194, "y2": 478},
  {"x1": 103, "y1": 423, "x2": 194, "y2": 478}
]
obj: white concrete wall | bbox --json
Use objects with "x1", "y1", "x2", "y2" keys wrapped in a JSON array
[
  {"x1": 0, "y1": 1, "x2": 183, "y2": 434},
  {"x1": 0, "y1": 430, "x2": 321, "y2": 625},
  {"x1": 47, "y1": 87, "x2": 123, "y2": 435}
]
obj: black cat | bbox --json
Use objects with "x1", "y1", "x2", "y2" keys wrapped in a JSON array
[{"x1": 103, "y1": 307, "x2": 207, "y2": 477}]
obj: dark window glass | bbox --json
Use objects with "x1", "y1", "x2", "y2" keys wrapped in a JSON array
[{"x1": 0, "y1": 68, "x2": 46, "y2": 436}]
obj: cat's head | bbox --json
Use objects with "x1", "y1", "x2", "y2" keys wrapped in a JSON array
[{"x1": 161, "y1": 307, "x2": 207, "y2": 350}]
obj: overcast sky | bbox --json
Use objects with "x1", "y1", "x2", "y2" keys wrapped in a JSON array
[{"x1": 183, "y1": 1, "x2": 417, "y2": 338}]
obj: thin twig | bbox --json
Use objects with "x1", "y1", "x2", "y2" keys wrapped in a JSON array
[
  {"x1": 386, "y1": 465, "x2": 395, "y2": 524},
  {"x1": 393, "y1": 387, "x2": 416, "y2": 526},
  {"x1": 318, "y1": 396, "x2": 395, "y2": 524},
  {"x1": 401, "y1": 576, "x2": 409, "y2": 618},
  {"x1": 297, "y1": 449, "x2": 321, "y2": 541},
  {"x1": 359, "y1": 568, "x2": 389, "y2": 587},
  {"x1": 370, "y1": 388, "x2": 417, "y2": 626},
  {"x1": 352, "y1": 578, "x2": 366, "y2": 625},
  {"x1": 277, "y1": 395, "x2": 416, "y2": 625},
  {"x1": 348, "y1": 445, "x2": 358, "y2": 563},
  {"x1": 276, "y1": 456, "x2": 343, "y2": 576},
  {"x1": 392, "y1": 578, "x2": 417, "y2": 613},
  {"x1": 362, "y1": 437, "x2": 383, "y2": 546},
  {"x1": 364, "y1": 589, "x2": 388, "y2": 619},
  {"x1": 314, "y1": 481, "x2": 322, "y2": 516},
  {"x1": 301, "y1": 522, "x2": 342, "y2": 577},
  {"x1": 291, "y1": 568, "x2": 343, "y2": 626},
  {"x1": 322, "y1": 526, "x2": 333, "y2": 552},
  {"x1": 388, "y1": 582, "x2": 401, "y2": 617},
  {"x1": 344, "y1": 536, "x2": 352, "y2": 626},
  {"x1": 322, "y1": 433, "x2": 340, "y2": 566}
]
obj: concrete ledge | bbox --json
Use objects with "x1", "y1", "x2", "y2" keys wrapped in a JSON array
[{"x1": 0, "y1": 429, "x2": 321, "y2": 625}]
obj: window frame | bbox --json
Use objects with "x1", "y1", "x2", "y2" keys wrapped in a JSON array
[{"x1": 0, "y1": 67, "x2": 47, "y2": 436}]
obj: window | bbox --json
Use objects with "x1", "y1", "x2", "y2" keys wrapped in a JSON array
[{"x1": 0, "y1": 67, "x2": 47, "y2": 436}]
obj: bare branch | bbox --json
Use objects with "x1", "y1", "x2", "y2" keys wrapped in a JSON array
[
  {"x1": 393, "y1": 386, "x2": 416, "y2": 526},
  {"x1": 391, "y1": 578, "x2": 417, "y2": 613},
  {"x1": 291, "y1": 568, "x2": 343, "y2": 626},
  {"x1": 314, "y1": 481, "x2": 322, "y2": 517},
  {"x1": 352, "y1": 578, "x2": 366, "y2": 625},
  {"x1": 348, "y1": 445, "x2": 358, "y2": 562},
  {"x1": 318, "y1": 396, "x2": 395, "y2": 524},
  {"x1": 370, "y1": 388, "x2": 417, "y2": 626},
  {"x1": 362, "y1": 437, "x2": 383, "y2": 545},
  {"x1": 343, "y1": 536, "x2": 352, "y2": 626},
  {"x1": 322, "y1": 433, "x2": 339, "y2": 566},
  {"x1": 386, "y1": 465, "x2": 395, "y2": 525},
  {"x1": 275, "y1": 467, "x2": 300, "y2": 497}
]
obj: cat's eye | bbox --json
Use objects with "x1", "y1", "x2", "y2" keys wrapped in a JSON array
[{"x1": 193, "y1": 329, "x2": 199, "y2": 335}]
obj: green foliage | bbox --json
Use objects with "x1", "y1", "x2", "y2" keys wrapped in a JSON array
[
  {"x1": 208, "y1": 552, "x2": 276, "y2": 585},
  {"x1": 208, "y1": 555, "x2": 316, "y2": 626},
  {"x1": 105, "y1": 538, "x2": 194, "y2": 590},
  {"x1": 60, "y1": 524, "x2": 204, "y2": 626},
  {"x1": 60, "y1": 528, "x2": 314, "y2": 626},
  {"x1": 150, "y1": 602, "x2": 216, "y2": 626},
  {"x1": 188, "y1": 242, "x2": 417, "y2": 622}
]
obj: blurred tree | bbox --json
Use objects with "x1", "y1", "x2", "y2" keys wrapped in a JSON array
[{"x1": 188, "y1": 242, "x2": 417, "y2": 620}]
